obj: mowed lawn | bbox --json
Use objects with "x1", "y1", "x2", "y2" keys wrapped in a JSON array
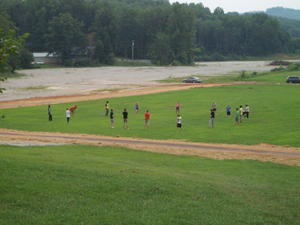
[
  {"x1": 1, "y1": 84, "x2": 300, "y2": 146},
  {"x1": 0, "y1": 144, "x2": 299, "y2": 225}
]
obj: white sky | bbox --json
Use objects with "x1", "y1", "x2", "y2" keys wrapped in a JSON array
[{"x1": 169, "y1": 0, "x2": 300, "y2": 13}]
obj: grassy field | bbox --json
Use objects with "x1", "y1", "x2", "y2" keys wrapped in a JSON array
[
  {"x1": 1, "y1": 144, "x2": 299, "y2": 225},
  {"x1": 1, "y1": 84, "x2": 300, "y2": 147},
  {"x1": 159, "y1": 69, "x2": 300, "y2": 84}
]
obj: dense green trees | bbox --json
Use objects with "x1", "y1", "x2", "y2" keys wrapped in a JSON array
[
  {"x1": 47, "y1": 13, "x2": 85, "y2": 65},
  {"x1": 0, "y1": 14, "x2": 29, "y2": 73},
  {"x1": 0, "y1": 0, "x2": 297, "y2": 66}
]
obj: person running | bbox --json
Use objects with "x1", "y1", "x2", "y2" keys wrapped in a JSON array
[
  {"x1": 209, "y1": 109, "x2": 215, "y2": 128},
  {"x1": 144, "y1": 110, "x2": 150, "y2": 128},
  {"x1": 226, "y1": 105, "x2": 231, "y2": 117},
  {"x1": 110, "y1": 109, "x2": 114, "y2": 128},
  {"x1": 66, "y1": 108, "x2": 71, "y2": 123},
  {"x1": 135, "y1": 103, "x2": 139, "y2": 113},
  {"x1": 244, "y1": 105, "x2": 250, "y2": 118},
  {"x1": 105, "y1": 101, "x2": 110, "y2": 117},
  {"x1": 122, "y1": 108, "x2": 128, "y2": 129},
  {"x1": 48, "y1": 105, "x2": 53, "y2": 121},
  {"x1": 176, "y1": 114, "x2": 182, "y2": 129},
  {"x1": 176, "y1": 102, "x2": 180, "y2": 114},
  {"x1": 235, "y1": 108, "x2": 240, "y2": 125}
]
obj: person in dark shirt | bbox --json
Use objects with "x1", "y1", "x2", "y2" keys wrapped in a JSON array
[
  {"x1": 110, "y1": 109, "x2": 114, "y2": 128},
  {"x1": 226, "y1": 105, "x2": 231, "y2": 117},
  {"x1": 48, "y1": 105, "x2": 53, "y2": 121},
  {"x1": 122, "y1": 108, "x2": 128, "y2": 129},
  {"x1": 209, "y1": 109, "x2": 215, "y2": 128}
]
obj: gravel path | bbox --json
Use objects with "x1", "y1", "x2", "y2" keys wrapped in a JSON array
[{"x1": 1, "y1": 129, "x2": 299, "y2": 166}]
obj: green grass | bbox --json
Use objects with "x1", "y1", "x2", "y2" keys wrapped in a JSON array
[
  {"x1": 20, "y1": 85, "x2": 49, "y2": 91},
  {"x1": 0, "y1": 72, "x2": 25, "y2": 79},
  {"x1": 1, "y1": 84, "x2": 300, "y2": 147},
  {"x1": 159, "y1": 69, "x2": 300, "y2": 84},
  {"x1": 204, "y1": 70, "x2": 300, "y2": 83},
  {"x1": 0, "y1": 144, "x2": 299, "y2": 225}
]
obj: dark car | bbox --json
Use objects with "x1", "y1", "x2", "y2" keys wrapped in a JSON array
[
  {"x1": 182, "y1": 77, "x2": 202, "y2": 83},
  {"x1": 286, "y1": 76, "x2": 300, "y2": 83}
]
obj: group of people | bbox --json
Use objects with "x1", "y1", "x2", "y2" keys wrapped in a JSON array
[
  {"x1": 234, "y1": 105, "x2": 250, "y2": 125},
  {"x1": 209, "y1": 103, "x2": 250, "y2": 128},
  {"x1": 47, "y1": 101, "x2": 250, "y2": 129},
  {"x1": 48, "y1": 104, "x2": 77, "y2": 123},
  {"x1": 105, "y1": 101, "x2": 150, "y2": 128}
]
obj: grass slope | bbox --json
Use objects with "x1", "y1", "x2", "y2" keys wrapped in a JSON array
[
  {"x1": 1, "y1": 84, "x2": 300, "y2": 146},
  {"x1": 0, "y1": 144, "x2": 299, "y2": 225}
]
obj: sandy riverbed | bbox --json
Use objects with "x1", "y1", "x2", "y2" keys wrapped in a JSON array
[{"x1": 1, "y1": 61, "x2": 277, "y2": 101}]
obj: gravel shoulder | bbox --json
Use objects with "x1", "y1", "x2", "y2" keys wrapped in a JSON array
[{"x1": 1, "y1": 128, "x2": 299, "y2": 166}]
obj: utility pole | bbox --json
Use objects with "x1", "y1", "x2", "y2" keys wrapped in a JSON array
[{"x1": 131, "y1": 40, "x2": 135, "y2": 60}]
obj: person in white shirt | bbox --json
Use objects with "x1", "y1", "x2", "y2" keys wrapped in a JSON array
[
  {"x1": 244, "y1": 105, "x2": 250, "y2": 118},
  {"x1": 177, "y1": 115, "x2": 182, "y2": 128},
  {"x1": 66, "y1": 108, "x2": 71, "y2": 123}
]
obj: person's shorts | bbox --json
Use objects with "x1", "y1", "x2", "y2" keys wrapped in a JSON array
[
  {"x1": 235, "y1": 116, "x2": 239, "y2": 122},
  {"x1": 177, "y1": 123, "x2": 182, "y2": 128},
  {"x1": 227, "y1": 111, "x2": 231, "y2": 116}
]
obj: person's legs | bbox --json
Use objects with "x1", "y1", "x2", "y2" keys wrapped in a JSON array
[
  {"x1": 111, "y1": 119, "x2": 114, "y2": 128},
  {"x1": 124, "y1": 119, "x2": 128, "y2": 129}
]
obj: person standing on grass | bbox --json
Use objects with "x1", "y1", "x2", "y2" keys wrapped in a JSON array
[
  {"x1": 144, "y1": 110, "x2": 150, "y2": 128},
  {"x1": 235, "y1": 108, "x2": 240, "y2": 125},
  {"x1": 105, "y1": 101, "x2": 110, "y2": 117},
  {"x1": 245, "y1": 105, "x2": 250, "y2": 118},
  {"x1": 110, "y1": 109, "x2": 114, "y2": 128},
  {"x1": 209, "y1": 109, "x2": 215, "y2": 128},
  {"x1": 176, "y1": 101, "x2": 180, "y2": 114},
  {"x1": 135, "y1": 103, "x2": 139, "y2": 113},
  {"x1": 176, "y1": 114, "x2": 182, "y2": 129},
  {"x1": 66, "y1": 108, "x2": 71, "y2": 123},
  {"x1": 226, "y1": 105, "x2": 231, "y2": 117},
  {"x1": 122, "y1": 108, "x2": 128, "y2": 129},
  {"x1": 239, "y1": 105, "x2": 244, "y2": 122},
  {"x1": 48, "y1": 105, "x2": 53, "y2": 121}
]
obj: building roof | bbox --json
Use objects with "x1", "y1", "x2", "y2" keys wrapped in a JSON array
[{"x1": 33, "y1": 52, "x2": 56, "y2": 58}]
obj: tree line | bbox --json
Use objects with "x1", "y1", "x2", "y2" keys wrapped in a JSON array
[{"x1": 0, "y1": 0, "x2": 299, "y2": 68}]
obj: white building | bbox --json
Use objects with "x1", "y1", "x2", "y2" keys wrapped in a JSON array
[{"x1": 33, "y1": 52, "x2": 58, "y2": 64}]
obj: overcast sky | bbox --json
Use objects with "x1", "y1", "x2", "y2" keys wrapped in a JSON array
[{"x1": 169, "y1": 0, "x2": 300, "y2": 13}]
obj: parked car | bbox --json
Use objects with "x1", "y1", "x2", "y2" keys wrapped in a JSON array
[
  {"x1": 182, "y1": 77, "x2": 202, "y2": 83},
  {"x1": 286, "y1": 76, "x2": 300, "y2": 83}
]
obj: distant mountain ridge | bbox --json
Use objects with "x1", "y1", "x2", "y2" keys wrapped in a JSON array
[{"x1": 266, "y1": 7, "x2": 300, "y2": 21}]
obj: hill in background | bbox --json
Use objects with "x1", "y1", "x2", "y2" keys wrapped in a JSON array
[{"x1": 266, "y1": 7, "x2": 300, "y2": 21}]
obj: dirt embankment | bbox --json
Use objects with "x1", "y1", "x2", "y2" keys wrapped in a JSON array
[{"x1": 1, "y1": 128, "x2": 299, "y2": 166}]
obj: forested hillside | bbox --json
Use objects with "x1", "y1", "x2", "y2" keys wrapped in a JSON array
[
  {"x1": 266, "y1": 7, "x2": 300, "y2": 21},
  {"x1": 0, "y1": 0, "x2": 299, "y2": 66},
  {"x1": 276, "y1": 17, "x2": 300, "y2": 38}
]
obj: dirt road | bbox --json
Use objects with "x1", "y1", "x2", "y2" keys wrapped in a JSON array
[
  {"x1": 0, "y1": 82, "x2": 249, "y2": 109},
  {"x1": 1, "y1": 128, "x2": 299, "y2": 166}
]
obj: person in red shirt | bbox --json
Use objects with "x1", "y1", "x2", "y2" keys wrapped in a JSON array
[{"x1": 144, "y1": 110, "x2": 150, "y2": 128}]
